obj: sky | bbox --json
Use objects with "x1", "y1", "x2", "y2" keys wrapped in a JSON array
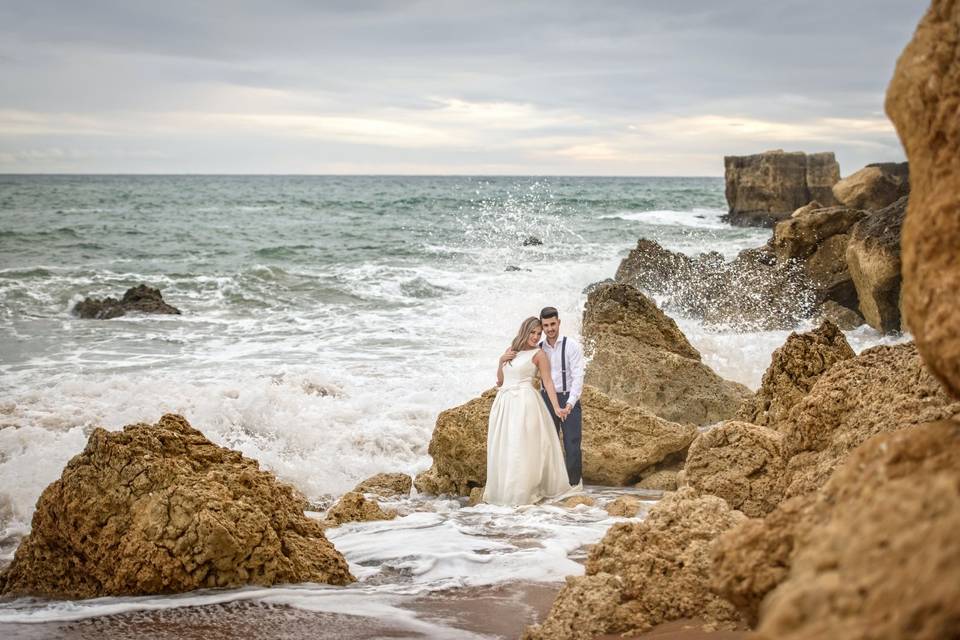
[{"x1": 0, "y1": 1, "x2": 929, "y2": 176}]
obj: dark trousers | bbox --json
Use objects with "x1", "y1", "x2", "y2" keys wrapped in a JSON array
[{"x1": 541, "y1": 390, "x2": 583, "y2": 485}]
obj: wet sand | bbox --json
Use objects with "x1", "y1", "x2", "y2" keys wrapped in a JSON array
[{"x1": 606, "y1": 618, "x2": 750, "y2": 639}]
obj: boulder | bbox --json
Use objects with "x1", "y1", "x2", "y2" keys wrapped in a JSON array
[
  {"x1": 582, "y1": 282, "x2": 752, "y2": 425},
  {"x1": 886, "y1": 0, "x2": 960, "y2": 398},
  {"x1": 790, "y1": 200, "x2": 823, "y2": 218},
  {"x1": 72, "y1": 284, "x2": 181, "y2": 319},
  {"x1": 324, "y1": 491, "x2": 396, "y2": 526},
  {"x1": 737, "y1": 321, "x2": 855, "y2": 428},
  {"x1": 780, "y1": 342, "x2": 960, "y2": 499},
  {"x1": 0, "y1": 414, "x2": 354, "y2": 598},
  {"x1": 522, "y1": 488, "x2": 747, "y2": 639},
  {"x1": 752, "y1": 421, "x2": 960, "y2": 639},
  {"x1": 635, "y1": 469, "x2": 679, "y2": 492},
  {"x1": 414, "y1": 385, "x2": 699, "y2": 496},
  {"x1": 352, "y1": 472, "x2": 412, "y2": 498},
  {"x1": 605, "y1": 495, "x2": 642, "y2": 518},
  {"x1": 723, "y1": 150, "x2": 839, "y2": 227},
  {"x1": 816, "y1": 300, "x2": 864, "y2": 330},
  {"x1": 832, "y1": 162, "x2": 910, "y2": 210},
  {"x1": 770, "y1": 206, "x2": 866, "y2": 262},
  {"x1": 684, "y1": 422, "x2": 786, "y2": 517}
]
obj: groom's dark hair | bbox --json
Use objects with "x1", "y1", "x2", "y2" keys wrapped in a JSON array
[{"x1": 539, "y1": 306, "x2": 559, "y2": 320}]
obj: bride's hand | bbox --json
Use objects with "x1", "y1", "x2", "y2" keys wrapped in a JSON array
[{"x1": 499, "y1": 349, "x2": 517, "y2": 365}]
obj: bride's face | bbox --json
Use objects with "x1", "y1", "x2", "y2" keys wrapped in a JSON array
[{"x1": 527, "y1": 325, "x2": 543, "y2": 348}]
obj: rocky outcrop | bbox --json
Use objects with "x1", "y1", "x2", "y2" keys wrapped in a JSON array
[
  {"x1": 737, "y1": 321, "x2": 855, "y2": 427},
  {"x1": 605, "y1": 495, "x2": 642, "y2": 518},
  {"x1": 0, "y1": 414, "x2": 354, "y2": 599},
  {"x1": 886, "y1": 0, "x2": 960, "y2": 398},
  {"x1": 716, "y1": 421, "x2": 960, "y2": 639},
  {"x1": 684, "y1": 422, "x2": 786, "y2": 518},
  {"x1": 522, "y1": 488, "x2": 747, "y2": 639},
  {"x1": 817, "y1": 300, "x2": 864, "y2": 330},
  {"x1": 72, "y1": 284, "x2": 181, "y2": 319},
  {"x1": 845, "y1": 196, "x2": 907, "y2": 332},
  {"x1": 780, "y1": 342, "x2": 960, "y2": 499},
  {"x1": 413, "y1": 385, "x2": 698, "y2": 496},
  {"x1": 352, "y1": 472, "x2": 412, "y2": 498},
  {"x1": 832, "y1": 162, "x2": 910, "y2": 211},
  {"x1": 324, "y1": 491, "x2": 396, "y2": 526},
  {"x1": 582, "y1": 282, "x2": 752, "y2": 425},
  {"x1": 723, "y1": 150, "x2": 840, "y2": 227},
  {"x1": 635, "y1": 469, "x2": 679, "y2": 491}
]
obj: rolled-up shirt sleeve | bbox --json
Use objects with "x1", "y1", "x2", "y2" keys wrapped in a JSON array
[{"x1": 566, "y1": 338, "x2": 586, "y2": 407}]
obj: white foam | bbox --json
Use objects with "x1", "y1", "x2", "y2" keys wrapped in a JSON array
[{"x1": 602, "y1": 207, "x2": 730, "y2": 230}]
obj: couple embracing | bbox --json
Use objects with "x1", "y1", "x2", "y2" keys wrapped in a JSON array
[{"x1": 483, "y1": 306, "x2": 586, "y2": 506}]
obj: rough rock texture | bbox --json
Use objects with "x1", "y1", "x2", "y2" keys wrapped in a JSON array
[
  {"x1": 817, "y1": 300, "x2": 864, "y2": 330},
  {"x1": 324, "y1": 492, "x2": 396, "y2": 526},
  {"x1": 771, "y1": 206, "x2": 866, "y2": 263},
  {"x1": 582, "y1": 282, "x2": 752, "y2": 425},
  {"x1": 684, "y1": 422, "x2": 786, "y2": 517},
  {"x1": 352, "y1": 472, "x2": 412, "y2": 498},
  {"x1": 746, "y1": 421, "x2": 960, "y2": 639},
  {"x1": 635, "y1": 469, "x2": 680, "y2": 491},
  {"x1": 737, "y1": 321, "x2": 855, "y2": 427},
  {"x1": 0, "y1": 414, "x2": 354, "y2": 598},
  {"x1": 780, "y1": 342, "x2": 960, "y2": 498},
  {"x1": 522, "y1": 489, "x2": 747, "y2": 640},
  {"x1": 832, "y1": 162, "x2": 910, "y2": 210},
  {"x1": 414, "y1": 385, "x2": 698, "y2": 496},
  {"x1": 886, "y1": 0, "x2": 960, "y2": 398},
  {"x1": 559, "y1": 495, "x2": 596, "y2": 509},
  {"x1": 846, "y1": 195, "x2": 908, "y2": 332},
  {"x1": 723, "y1": 150, "x2": 840, "y2": 227},
  {"x1": 605, "y1": 495, "x2": 642, "y2": 518},
  {"x1": 790, "y1": 200, "x2": 823, "y2": 218},
  {"x1": 72, "y1": 284, "x2": 181, "y2": 319}
]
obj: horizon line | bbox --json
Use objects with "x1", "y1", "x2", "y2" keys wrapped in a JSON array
[{"x1": 0, "y1": 172, "x2": 724, "y2": 179}]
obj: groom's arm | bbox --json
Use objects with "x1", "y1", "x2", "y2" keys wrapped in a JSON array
[{"x1": 566, "y1": 339, "x2": 586, "y2": 408}]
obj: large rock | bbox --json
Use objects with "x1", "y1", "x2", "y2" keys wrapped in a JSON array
[
  {"x1": 832, "y1": 162, "x2": 910, "y2": 210},
  {"x1": 582, "y1": 282, "x2": 752, "y2": 425},
  {"x1": 771, "y1": 206, "x2": 866, "y2": 262},
  {"x1": 72, "y1": 284, "x2": 181, "y2": 319},
  {"x1": 0, "y1": 415, "x2": 354, "y2": 598},
  {"x1": 323, "y1": 491, "x2": 396, "y2": 526},
  {"x1": 352, "y1": 472, "x2": 413, "y2": 498},
  {"x1": 780, "y1": 342, "x2": 960, "y2": 499},
  {"x1": 723, "y1": 150, "x2": 840, "y2": 227},
  {"x1": 522, "y1": 488, "x2": 747, "y2": 639},
  {"x1": 737, "y1": 321, "x2": 855, "y2": 427},
  {"x1": 886, "y1": 0, "x2": 960, "y2": 398},
  {"x1": 845, "y1": 195, "x2": 908, "y2": 333},
  {"x1": 414, "y1": 385, "x2": 699, "y2": 496},
  {"x1": 724, "y1": 421, "x2": 960, "y2": 640},
  {"x1": 684, "y1": 421, "x2": 786, "y2": 518}
]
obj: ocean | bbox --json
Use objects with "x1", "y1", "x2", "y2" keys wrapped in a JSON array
[{"x1": 0, "y1": 175, "x2": 904, "y2": 636}]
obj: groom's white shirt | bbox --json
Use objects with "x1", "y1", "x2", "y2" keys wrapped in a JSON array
[{"x1": 539, "y1": 334, "x2": 585, "y2": 408}]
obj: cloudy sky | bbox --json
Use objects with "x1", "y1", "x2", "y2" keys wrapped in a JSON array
[{"x1": 0, "y1": 1, "x2": 927, "y2": 175}]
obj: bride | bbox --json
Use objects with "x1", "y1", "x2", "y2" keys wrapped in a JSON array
[{"x1": 483, "y1": 316, "x2": 574, "y2": 506}]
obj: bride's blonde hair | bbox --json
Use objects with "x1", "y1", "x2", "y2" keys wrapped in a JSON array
[{"x1": 510, "y1": 316, "x2": 542, "y2": 353}]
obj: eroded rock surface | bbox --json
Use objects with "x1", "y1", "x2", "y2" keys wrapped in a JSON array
[
  {"x1": 352, "y1": 472, "x2": 413, "y2": 498},
  {"x1": 324, "y1": 491, "x2": 396, "y2": 526},
  {"x1": 832, "y1": 162, "x2": 910, "y2": 211},
  {"x1": 72, "y1": 284, "x2": 181, "y2": 319},
  {"x1": 0, "y1": 414, "x2": 354, "y2": 598}
]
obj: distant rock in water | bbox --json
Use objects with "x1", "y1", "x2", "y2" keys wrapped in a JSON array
[
  {"x1": 0, "y1": 414, "x2": 354, "y2": 598},
  {"x1": 72, "y1": 284, "x2": 181, "y2": 319},
  {"x1": 521, "y1": 236, "x2": 543, "y2": 246},
  {"x1": 505, "y1": 265, "x2": 531, "y2": 272},
  {"x1": 723, "y1": 150, "x2": 840, "y2": 227}
]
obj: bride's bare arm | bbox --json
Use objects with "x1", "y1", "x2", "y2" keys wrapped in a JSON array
[
  {"x1": 534, "y1": 351, "x2": 564, "y2": 417},
  {"x1": 496, "y1": 346, "x2": 514, "y2": 386}
]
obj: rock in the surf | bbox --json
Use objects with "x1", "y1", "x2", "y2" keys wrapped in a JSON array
[
  {"x1": 352, "y1": 472, "x2": 413, "y2": 498},
  {"x1": 72, "y1": 284, "x2": 181, "y2": 319},
  {"x1": 324, "y1": 491, "x2": 396, "y2": 526}
]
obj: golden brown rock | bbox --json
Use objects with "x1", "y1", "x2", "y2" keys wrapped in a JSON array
[
  {"x1": 323, "y1": 491, "x2": 396, "y2": 526},
  {"x1": 886, "y1": 0, "x2": 960, "y2": 398},
  {"x1": 414, "y1": 385, "x2": 699, "y2": 496},
  {"x1": 816, "y1": 300, "x2": 864, "y2": 330},
  {"x1": 684, "y1": 422, "x2": 786, "y2": 517},
  {"x1": 0, "y1": 414, "x2": 354, "y2": 598},
  {"x1": 582, "y1": 282, "x2": 752, "y2": 425},
  {"x1": 771, "y1": 206, "x2": 866, "y2": 262},
  {"x1": 604, "y1": 495, "x2": 642, "y2": 517},
  {"x1": 523, "y1": 489, "x2": 747, "y2": 639},
  {"x1": 559, "y1": 495, "x2": 596, "y2": 509},
  {"x1": 635, "y1": 469, "x2": 680, "y2": 491},
  {"x1": 352, "y1": 472, "x2": 412, "y2": 498},
  {"x1": 737, "y1": 321, "x2": 855, "y2": 427},
  {"x1": 832, "y1": 162, "x2": 910, "y2": 210}
]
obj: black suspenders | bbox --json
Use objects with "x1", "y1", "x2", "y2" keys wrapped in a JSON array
[{"x1": 539, "y1": 337, "x2": 569, "y2": 393}]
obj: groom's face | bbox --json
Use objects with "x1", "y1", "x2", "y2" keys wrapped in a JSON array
[{"x1": 541, "y1": 316, "x2": 560, "y2": 341}]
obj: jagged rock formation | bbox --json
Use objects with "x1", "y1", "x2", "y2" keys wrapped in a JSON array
[
  {"x1": 72, "y1": 284, "x2": 181, "y2": 319},
  {"x1": 886, "y1": 0, "x2": 960, "y2": 397},
  {"x1": 352, "y1": 472, "x2": 413, "y2": 498},
  {"x1": 832, "y1": 162, "x2": 910, "y2": 210},
  {"x1": 0, "y1": 415, "x2": 354, "y2": 598},
  {"x1": 846, "y1": 196, "x2": 908, "y2": 332},
  {"x1": 522, "y1": 488, "x2": 747, "y2": 639},
  {"x1": 737, "y1": 321, "x2": 855, "y2": 427},
  {"x1": 324, "y1": 491, "x2": 396, "y2": 526},
  {"x1": 723, "y1": 150, "x2": 840, "y2": 226},
  {"x1": 581, "y1": 282, "x2": 752, "y2": 425}
]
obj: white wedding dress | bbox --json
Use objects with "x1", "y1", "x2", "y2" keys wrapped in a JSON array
[{"x1": 483, "y1": 349, "x2": 573, "y2": 506}]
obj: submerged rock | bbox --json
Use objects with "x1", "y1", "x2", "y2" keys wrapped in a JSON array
[
  {"x1": 581, "y1": 282, "x2": 752, "y2": 425},
  {"x1": 887, "y1": 0, "x2": 960, "y2": 398},
  {"x1": 0, "y1": 414, "x2": 354, "y2": 599},
  {"x1": 324, "y1": 491, "x2": 396, "y2": 526},
  {"x1": 72, "y1": 284, "x2": 181, "y2": 319},
  {"x1": 522, "y1": 488, "x2": 747, "y2": 639},
  {"x1": 605, "y1": 495, "x2": 642, "y2": 518},
  {"x1": 521, "y1": 236, "x2": 543, "y2": 246},
  {"x1": 832, "y1": 162, "x2": 909, "y2": 211},
  {"x1": 352, "y1": 472, "x2": 412, "y2": 498}
]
